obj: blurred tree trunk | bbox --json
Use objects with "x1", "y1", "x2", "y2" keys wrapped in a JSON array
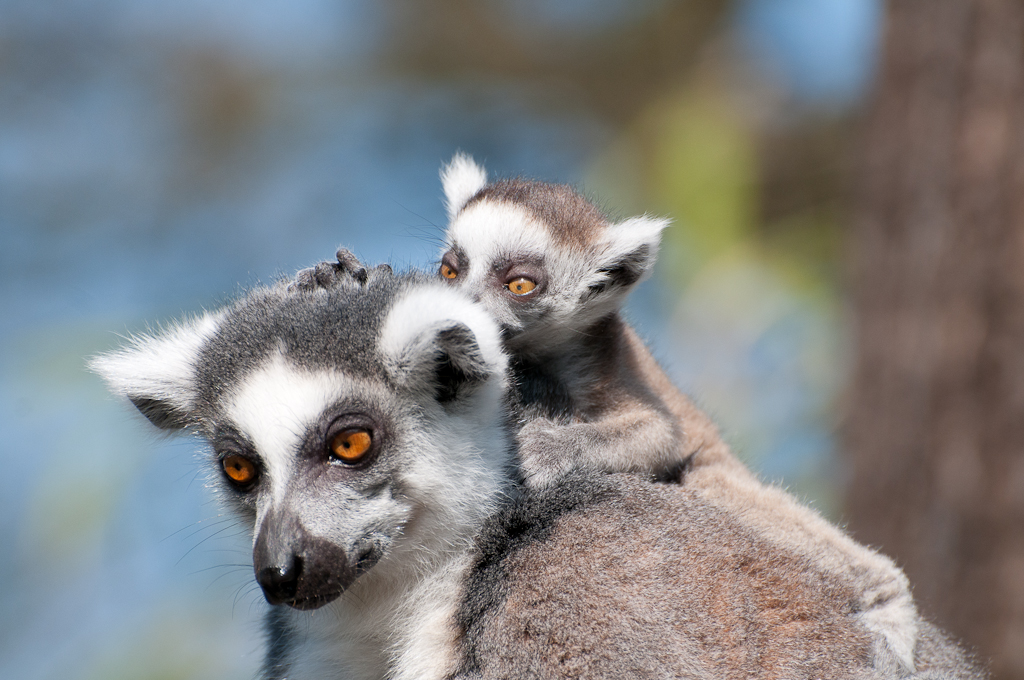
[{"x1": 845, "y1": 1, "x2": 1024, "y2": 677}]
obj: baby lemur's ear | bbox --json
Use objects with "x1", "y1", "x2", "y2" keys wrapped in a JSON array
[
  {"x1": 89, "y1": 313, "x2": 223, "y2": 430},
  {"x1": 381, "y1": 285, "x2": 506, "y2": 406},
  {"x1": 588, "y1": 215, "x2": 669, "y2": 297},
  {"x1": 441, "y1": 152, "x2": 488, "y2": 222}
]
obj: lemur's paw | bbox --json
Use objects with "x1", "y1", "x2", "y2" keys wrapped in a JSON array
[
  {"x1": 290, "y1": 261, "x2": 343, "y2": 291},
  {"x1": 334, "y1": 247, "x2": 370, "y2": 282},
  {"x1": 289, "y1": 248, "x2": 372, "y2": 292}
]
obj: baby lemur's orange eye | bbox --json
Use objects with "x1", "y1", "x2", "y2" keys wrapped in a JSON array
[
  {"x1": 222, "y1": 454, "x2": 257, "y2": 485},
  {"x1": 330, "y1": 428, "x2": 373, "y2": 463},
  {"x1": 440, "y1": 263, "x2": 458, "y2": 280},
  {"x1": 506, "y1": 277, "x2": 536, "y2": 295}
]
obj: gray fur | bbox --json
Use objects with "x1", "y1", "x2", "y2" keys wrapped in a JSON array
[{"x1": 912, "y1": 621, "x2": 986, "y2": 680}]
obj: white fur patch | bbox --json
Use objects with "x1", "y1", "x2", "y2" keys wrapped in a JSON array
[
  {"x1": 90, "y1": 310, "x2": 224, "y2": 413},
  {"x1": 445, "y1": 200, "x2": 552, "y2": 258},
  {"x1": 380, "y1": 283, "x2": 507, "y2": 379},
  {"x1": 861, "y1": 586, "x2": 919, "y2": 674},
  {"x1": 444, "y1": 199, "x2": 556, "y2": 286},
  {"x1": 440, "y1": 152, "x2": 488, "y2": 221},
  {"x1": 224, "y1": 353, "x2": 352, "y2": 502}
]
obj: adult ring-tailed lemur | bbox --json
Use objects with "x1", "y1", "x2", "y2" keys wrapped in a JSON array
[{"x1": 92, "y1": 162, "x2": 986, "y2": 679}]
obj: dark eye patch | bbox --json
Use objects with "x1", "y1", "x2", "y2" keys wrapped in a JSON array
[
  {"x1": 212, "y1": 427, "x2": 263, "y2": 492},
  {"x1": 441, "y1": 246, "x2": 469, "y2": 276},
  {"x1": 491, "y1": 255, "x2": 547, "y2": 296},
  {"x1": 299, "y1": 401, "x2": 390, "y2": 472}
]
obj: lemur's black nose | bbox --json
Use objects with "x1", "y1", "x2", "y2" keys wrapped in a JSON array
[
  {"x1": 257, "y1": 557, "x2": 302, "y2": 605},
  {"x1": 252, "y1": 508, "x2": 355, "y2": 610}
]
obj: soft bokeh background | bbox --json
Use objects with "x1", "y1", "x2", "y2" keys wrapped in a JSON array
[{"x1": 1, "y1": 1, "x2": 882, "y2": 678}]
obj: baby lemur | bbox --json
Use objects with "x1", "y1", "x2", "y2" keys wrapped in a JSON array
[
  {"x1": 433, "y1": 153, "x2": 927, "y2": 673},
  {"x1": 436, "y1": 152, "x2": 745, "y2": 486}
]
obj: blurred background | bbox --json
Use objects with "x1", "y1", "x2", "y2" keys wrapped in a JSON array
[{"x1": 2, "y1": 0, "x2": 1021, "y2": 678}]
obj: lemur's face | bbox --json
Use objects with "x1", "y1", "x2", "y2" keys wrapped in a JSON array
[
  {"x1": 440, "y1": 199, "x2": 611, "y2": 352},
  {"x1": 438, "y1": 157, "x2": 667, "y2": 357},
  {"x1": 205, "y1": 359, "x2": 417, "y2": 610},
  {"x1": 93, "y1": 274, "x2": 509, "y2": 611}
]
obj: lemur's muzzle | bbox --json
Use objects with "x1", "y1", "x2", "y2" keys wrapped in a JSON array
[{"x1": 253, "y1": 507, "x2": 354, "y2": 610}]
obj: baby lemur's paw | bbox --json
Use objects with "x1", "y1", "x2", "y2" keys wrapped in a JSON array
[
  {"x1": 516, "y1": 419, "x2": 583, "y2": 488},
  {"x1": 290, "y1": 248, "x2": 382, "y2": 292}
]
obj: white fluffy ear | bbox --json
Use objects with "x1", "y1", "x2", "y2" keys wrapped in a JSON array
[
  {"x1": 89, "y1": 312, "x2": 223, "y2": 430},
  {"x1": 591, "y1": 215, "x2": 669, "y2": 292},
  {"x1": 441, "y1": 152, "x2": 488, "y2": 222},
  {"x1": 381, "y1": 285, "x2": 506, "y2": 403}
]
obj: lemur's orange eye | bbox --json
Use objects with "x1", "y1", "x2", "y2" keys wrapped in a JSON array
[
  {"x1": 222, "y1": 455, "x2": 257, "y2": 485},
  {"x1": 440, "y1": 263, "x2": 458, "y2": 280},
  {"x1": 506, "y1": 277, "x2": 536, "y2": 295},
  {"x1": 330, "y1": 428, "x2": 373, "y2": 463}
]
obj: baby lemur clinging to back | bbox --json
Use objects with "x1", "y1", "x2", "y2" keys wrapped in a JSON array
[
  {"x1": 433, "y1": 154, "x2": 928, "y2": 671},
  {"x1": 436, "y1": 152, "x2": 745, "y2": 486}
]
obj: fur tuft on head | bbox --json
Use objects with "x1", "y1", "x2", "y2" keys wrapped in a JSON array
[
  {"x1": 89, "y1": 311, "x2": 224, "y2": 430},
  {"x1": 441, "y1": 152, "x2": 488, "y2": 222}
]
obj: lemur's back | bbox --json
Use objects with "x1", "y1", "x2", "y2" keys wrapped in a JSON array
[{"x1": 453, "y1": 471, "x2": 984, "y2": 680}]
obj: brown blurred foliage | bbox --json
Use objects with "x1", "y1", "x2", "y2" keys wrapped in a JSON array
[{"x1": 846, "y1": 1, "x2": 1024, "y2": 677}]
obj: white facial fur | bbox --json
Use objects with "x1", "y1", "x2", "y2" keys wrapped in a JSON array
[
  {"x1": 223, "y1": 353, "x2": 386, "y2": 512},
  {"x1": 446, "y1": 200, "x2": 607, "y2": 340},
  {"x1": 377, "y1": 283, "x2": 511, "y2": 542}
]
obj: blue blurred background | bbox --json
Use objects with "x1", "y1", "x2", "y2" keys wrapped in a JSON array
[{"x1": 0, "y1": 1, "x2": 881, "y2": 677}]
